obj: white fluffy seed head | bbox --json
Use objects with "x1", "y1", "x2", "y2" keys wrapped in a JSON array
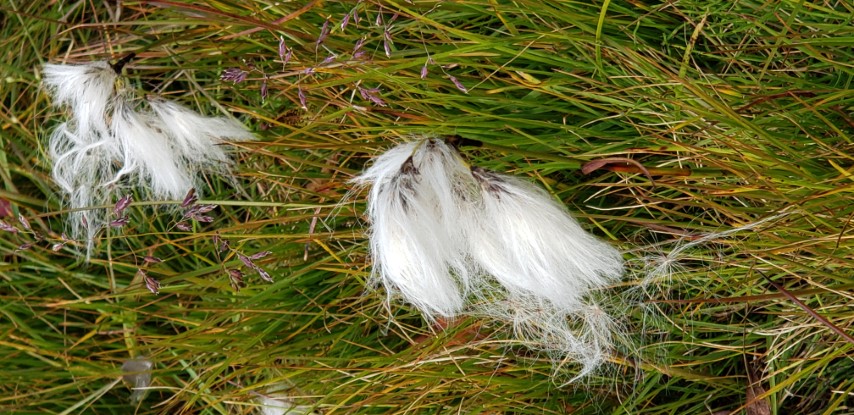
[
  {"x1": 353, "y1": 138, "x2": 624, "y2": 315},
  {"x1": 352, "y1": 140, "x2": 468, "y2": 320},
  {"x1": 411, "y1": 140, "x2": 479, "y2": 291},
  {"x1": 468, "y1": 167, "x2": 624, "y2": 309},
  {"x1": 352, "y1": 136, "x2": 627, "y2": 379},
  {"x1": 43, "y1": 61, "x2": 117, "y2": 137},
  {"x1": 149, "y1": 98, "x2": 253, "y2": 170},
  {"x1": 42, "y1": 61, "x2": 253, "y2": 258},
  {"x1": 109, "y1": 102, "x2": 193, "y2": 200},
  {"x1": 43, "y1": 62, "x2": 122, "y2": 257},
  {"x1": 48, "y1": 122, "x2": 115, "y2": 254}
]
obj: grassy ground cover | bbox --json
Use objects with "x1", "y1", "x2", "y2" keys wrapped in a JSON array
[{"x1": 1, "y1": 1, "x2": 853, "y2": 413}]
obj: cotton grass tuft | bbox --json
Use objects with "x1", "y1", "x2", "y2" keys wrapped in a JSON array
[
  {"x1": 148, "y1": 98, "x2": 251, "y2": 171},
  {"x1": 109, "y1": 102, "x2": 194, "y2": 198},
  {"x1": 42, "y1": 60, "x2": 253, "y2": 257},
  {"x1": 351, "y1": 140, "x2": 469, "y2": 321},
  {"x1": 42, "y1": 61, "x2": 117, "y2": 137},
  {"x1": 352, "y1": 137, "x2": 626, "y2": 377},
  {"x1": 468, "y1": 167, "x2": 623, "y2": 309}
]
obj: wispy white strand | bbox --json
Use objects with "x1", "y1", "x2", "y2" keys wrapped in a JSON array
[
  {"x1": 43, "y1": 61, "x2": 117, "y2": 137},
  {"x1": 411, "y1": 139, "x2": 479, "y2": 294},
  {"x1": 48, "y1": 120, "x2": 118, "y2": 254},
  {"x1": 469, "y1": 167, "x2": 623, "y2": 309},
  {"x1": 476, "y1": 295, "x2": 617, "y2": 380},
  {"x1": 44, "y1": 62, "x2": 121, "y2": 254},
  {"x1": 640, "y1": 212, "x2": 790, "y2": 285},
  {"x1": 42, "y1": 60, "x2": 252, "y2": 257},
  {"x1": 353, "y1": 137, "x2": 627, "y2": 378},
  {"x1": 149, "y1": 98, "x2": 253, "y2": 170},
  {"x1": 109, "y1": 102, "x2": 193, "y2": 199},
  {"x1": 351, "y1": 140, "x2": 466, "y2": 320},
  {"x1": 371, "y1": 170, "x2": 465, "y2": 320}
]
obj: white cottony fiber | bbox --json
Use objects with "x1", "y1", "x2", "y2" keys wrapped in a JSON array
[
  {"x1": 469, "y1": 167, "x2": 623, "y2": 309},
  {"x1": 109, "y1": 102, "x2": 193, "y2": 199},
  {"x1": 480, "y1": 295, "x2": 617, "y2": 379},
  {"x1": 48, "y1": 122, "x2": 113, "y2": 250},
  {"x1": 44, "y1": 62, "x2": 121, "y2": 251},
  {"x1": 42, "y1": 60, "x2": 252, "y2": 257},
  {"x1": 43, "y1": 61, "x2": 117, "y2": 137},
  {"x1": 412, "y1": 140, "x2": 479, "y2": 293},
  {"x1": 149, "y1": 98, "x2": 253, "y2": 169},
  {"x1": 352, "y1": 140, "x2": 467, "y2": 320},
  {"x1": 353, "y1": 137, "x2": 625, "y2": 378}
]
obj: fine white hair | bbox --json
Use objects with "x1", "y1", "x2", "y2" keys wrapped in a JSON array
[
  {"x1": 468, "y1": 166, "x2": 623, "y2": 309},
  {"x1": 42, "y1": 60, "x2": 253, "y2": 257},
  {"x1": 351, "y1": 140, "x2": 467, "y2": 320},
  {"x1": 149, "y1": 98, "x2": 251, "y2": 170},
  {"x1": 108, "y1": 101, "x2": 193, "y2": 199},
  {"x1": 472, "y1": 293, "x2": 617, "y2": 379},
  {"x1": 351, "y1": 137, "x2": 626, "y2": 378},
  {"x1": 42, "y1": 61, "x2": 116, "y2": 137},
  {"x1": 44, "y1": 62, "x2": 121, "y2": 251}
]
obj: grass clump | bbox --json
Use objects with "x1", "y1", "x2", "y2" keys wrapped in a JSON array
[{"x1": 1, "y1": 1, "x2": 853, "y2": 414}]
